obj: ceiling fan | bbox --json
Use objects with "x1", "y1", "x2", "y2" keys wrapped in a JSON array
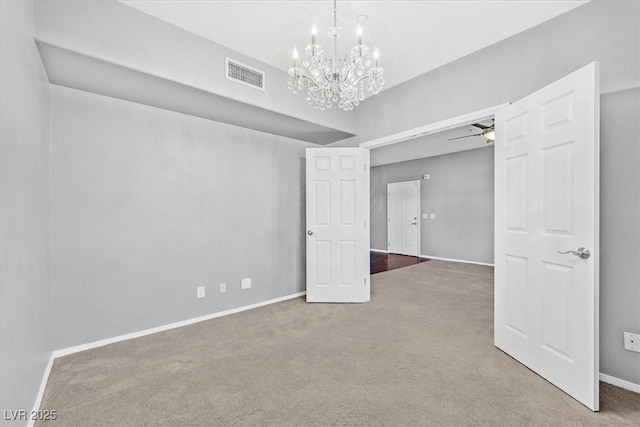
[{"x1": 448, "y1": 121, "x2": 495, "y2": 142}]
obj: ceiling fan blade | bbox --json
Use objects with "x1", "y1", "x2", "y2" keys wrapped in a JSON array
[
  {"x1": 471, "y1": 123, "x2": 490, "y2": 130},
  {"x1": 447, "y1": 133, "x2": 482, "y2": 141}
]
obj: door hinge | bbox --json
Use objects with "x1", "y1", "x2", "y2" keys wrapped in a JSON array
[
  {"x1": 364, "y1": 277, "x2": 367, "y2": 286},
  {"x1": 364, "y1": 220, "x2": 367, "y2": 228},
  {"x1": 364, "y1": 163, "x2": 367, "y2": 171}
]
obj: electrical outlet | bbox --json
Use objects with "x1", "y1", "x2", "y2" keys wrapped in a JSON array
[
  {"x1": 219, "y1": 282, "x2": 227, "y2": 294},
  {"x1": 623, "y1": 332, "x2": 640, "y2": 352},
  {"x1": 196, "y1": 286, "x2": 205, "y2": 299},
  {"x1": 423, "y1": 174, "x2": 430, "y2": 180},
  {"x1": 241, "y1": 278, "x2": 251, "y2": 290}
]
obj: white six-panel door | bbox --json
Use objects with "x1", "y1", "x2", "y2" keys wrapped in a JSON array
[
  {"x1": 494, "y1": 63, "x2": 600, "y2": 410},
  {"x1": 388, "y1": 181, "x2": 420, "y2": 256},
  {"x1": 306, "y1": 147, "x2": 370, "y2": 303}
]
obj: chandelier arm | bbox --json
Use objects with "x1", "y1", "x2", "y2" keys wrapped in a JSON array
[
  {"x1": 340, "y1": 71, "x2": 350, "y2": 84},
  {"x1": 322, "y1": 68, "x2": 333, "y2": 85},
  {"x1": 351, "y1": 74, "x2": 371, "y2": 85},
  {"x1": 300, "y1": 74, "x2": 321, "y2": 88},
  {"x1": 341, "y1": 62, "x2": 357, "y2": 84}
]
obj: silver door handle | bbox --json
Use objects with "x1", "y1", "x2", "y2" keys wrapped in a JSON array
[
  {"x1": 558, "y1": 247, "x2": 590, "y2": 259},
  {"x1": 307, "y1": 230, "x2": 314, "y2": 236},
  {"x1": 411, "y1": 222, "x2": 417, "y2": 225}
]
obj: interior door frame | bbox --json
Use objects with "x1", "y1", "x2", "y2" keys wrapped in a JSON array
[
  {"x1": 361, "y1": 103, "x2": 509, "y2": 257},
  {"x1": 360, "y1": 104, "x2": 511, "y2": 151},
  {"x1": 387, "y1": 180, "x2": 421, "y2": 257}
]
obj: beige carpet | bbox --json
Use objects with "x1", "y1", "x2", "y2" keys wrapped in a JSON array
[{"x1": 38, "y1": 260, "x2": 639, "y2": 426}]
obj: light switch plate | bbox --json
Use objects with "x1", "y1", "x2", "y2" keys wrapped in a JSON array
[
  {"x1": 241, "y1": 278, "x2": 251, "y2": 290},
  {"x1": 422, "y1": 213, "x2": 429, "y2": 219},
  {"x1": 430, "y1": 213, "x2": 436, "y2": 219},
  {"x1": 219, "y1": 283, "x2": 227, "y2": 294}
]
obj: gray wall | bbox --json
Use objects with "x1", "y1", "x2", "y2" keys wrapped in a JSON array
[
  {"x1": 372, "y1": 147, "x2": 494, "y2": 264},
  {"x1": 344, "y1": 1, "x2": 640, "y2": 386},
  {"x1": 34, "y1": 0, "x2": 356, "y2": 136},
  {"x1": 50, "y1": 86, "x2": 311, "y2": 349},
  {"x1": 0, "y1": 0, "x2": 53, "y2": 424},
  {"x1": 34, "y1": 0, "x2": 317, "y2": 351},
  {"x1": 599, "y1": 87, "x2": 640, "y2": 384}
]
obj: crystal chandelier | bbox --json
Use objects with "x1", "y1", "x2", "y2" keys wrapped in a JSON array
[{"x1": 287, "y1": 0, "x2": 385, "y2": 111}]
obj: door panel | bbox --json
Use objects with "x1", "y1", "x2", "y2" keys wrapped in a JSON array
[
  {"x1": 495, "y1": 62, "x2": 599, "y2": 410},
  {"x1": 541, "y1": 262, "x2": 573, "y2": 360},
  {"x1": 306, "y1": 147, "x2": 369, "y2": 303},
  {"x1": 505, "y1": 155, "x2": 527, "y2": 231},
  {"x1": 505, "y1": 255, "x2": 528, "y2": 338},
  {"x1": 542, "y1": 143, "x2": 574, "y2": 233}
]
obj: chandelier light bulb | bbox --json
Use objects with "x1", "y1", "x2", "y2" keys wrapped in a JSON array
[
  {"x1": 311, "y1": 23, "x2": 318, "y2": 44},
  {"x1": 293, "y1": 46, "x2": 299, "y2": 60},
  {"x1": 357, "y1": 25, "x2": 363, "y2": 44},
  {"x1": 373, "y1": 48, "x2": 379, "y2": 60}
]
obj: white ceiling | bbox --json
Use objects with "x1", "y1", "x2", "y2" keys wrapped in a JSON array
[{"x1": 120, "y1": 0, "x2": 587, "y2": 91}]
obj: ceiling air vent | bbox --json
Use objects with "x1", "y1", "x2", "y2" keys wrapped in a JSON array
[{"x1": 225, "y1": 57, "x2": 265, "y2": 91}]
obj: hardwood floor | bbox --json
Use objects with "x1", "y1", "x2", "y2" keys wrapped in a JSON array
[{"x1": 370, "y1": 251, "x2": 429, "y2": 274}]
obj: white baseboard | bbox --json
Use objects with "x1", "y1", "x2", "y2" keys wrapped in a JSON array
[
  {"x1": 370, "y1": 248, "x2": 389, "y2": 253},
  {"x1": 52, "y1": 291, "x2": 306, "y2": 358},
  {"x1": 28, "y1": 353, "x2": 54, "y2": 427},
  {"x1": 420, "y1": 254, "x2": 494, "y2": 267},
  {"x1": 600, "y1": 373, "x2": 640, "y2": 394},
  {"x1": 370, "y1": 250, "x2": 493, "y2": 267}
]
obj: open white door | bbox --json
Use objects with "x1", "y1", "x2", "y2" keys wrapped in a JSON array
[
  {"x1": 388, "y1": 181, "x2": 420, "y2": 256},
  {"x1": 495, "y1": 63, "x2": 600, "y2": 410},
  {"x1": 306, "y1": 147, "x2": 370, "y2": 303}
]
